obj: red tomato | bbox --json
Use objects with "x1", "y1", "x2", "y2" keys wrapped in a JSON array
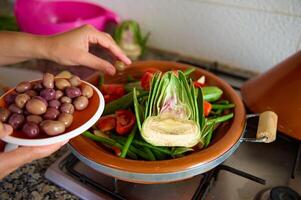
[
  {"x1": 116, "y1": 110, "x2": 136, "y2": 135},
  {"x1": 204, "y1": 101, "x2": 212, "y2": 117},
  {"x1": 140, "y1": 68, "x2": 161, "y2": 90},
  {"x1": 101, "y1": 84, "x2": 125, "y2": 103},
  {"x1": 112, "y1": 146, "x2": 121, "y2": 156},
  {"x1": 97, "y1": 115, "x2": 116, "y2": 132},
  {"x1": 194, "y1": 81, "x2": 205, "y2": 88},
  {"x1": 101, "y1": 84, "x2": 125, "y2": 96}
]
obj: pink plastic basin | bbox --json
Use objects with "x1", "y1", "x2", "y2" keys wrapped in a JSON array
[{"x1": 14, "y1": 0, "x2": 120, "y2": 35}]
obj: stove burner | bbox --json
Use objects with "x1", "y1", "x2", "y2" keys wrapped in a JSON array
[
  {"x1": 270, "y1": 186, "x2": 301, "y2": 200},
  {"x1": 255, "y1": 186, "x2": 301, "y2": 200}
]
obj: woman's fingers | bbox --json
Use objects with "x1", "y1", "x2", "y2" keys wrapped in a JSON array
[
  {"x1": 76, "y1": 50, "x2": 116, "y2": 75},
  {"x1": 0, "y1": 122, "x2": 13, "y2": 138},
  {"x1": 91, "y1": 30, "x2": 132, "y2": 65}
]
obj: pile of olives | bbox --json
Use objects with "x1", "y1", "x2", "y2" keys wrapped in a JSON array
[{"x1": 0, "y1": 73, "x2": 93, "y2": 138}]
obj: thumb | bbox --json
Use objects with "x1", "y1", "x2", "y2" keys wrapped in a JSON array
[{"x1": 0, "y1": 122, "x2": 13, "y2": 138}]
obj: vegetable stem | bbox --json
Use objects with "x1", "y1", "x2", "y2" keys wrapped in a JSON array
[
  {"x1": 183, "y1": 68, "x2": 196, "y2": 76},
  {"x1": 133, "y1": 88, "x2": 142, "y2": 131}
]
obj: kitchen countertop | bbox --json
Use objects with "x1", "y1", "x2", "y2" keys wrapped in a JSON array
[{"x1": 0, "y1": 48, "x2": 257, "y2": 200}]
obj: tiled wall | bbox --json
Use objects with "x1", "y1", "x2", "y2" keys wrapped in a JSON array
[{"x1": 94, "y1": 0, "x2": 301, "y2": 72}]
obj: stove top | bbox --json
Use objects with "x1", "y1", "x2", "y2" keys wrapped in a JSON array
[{"x1": 45, "y1": 59, "x2": 301, "y2": 200}]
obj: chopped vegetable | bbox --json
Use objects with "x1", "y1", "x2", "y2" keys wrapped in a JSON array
[
  {"x1": 97, "y1": 115, "x2": 116, "y2": 132},
  {"x1": 202, "y1": 86, "x2": 223, "y2": 102},
  {"x1": 140, "y1": 68, "x2": 161, "y2": 90},
  {"x1": 103, "y1": 92, "x2": 133, "y2": 115},
  {"x1": 116, "y1": 110, "x2": 136, "y2": 135},
  {"x1": 101, "y1": 84, "x2": 125, "y2": 103},
  {"x1": 203, "y1": 101, "x2": 212, "y2": 117},
  {"x1": 141, "y1": 71, "x2": 203, "y2": 147}
]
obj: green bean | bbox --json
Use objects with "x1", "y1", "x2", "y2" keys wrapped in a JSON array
[
  {"x1": 183, "y1": 68, "x2": 196, "y2": 76},
  {"x1": 111, "y1": 135, "x2": 172, "y2": 155},
  {"x1": 211, "y1": 103, "x2": 235, "y2": 110},
  {"x1": 113, "y1": 136, "x2": 153, "y2": 160},
  {"x1": 82, "y1": 131, "x2": 137, "y2": 159},
  {"x1": 120, "y1": 125, "x2": 137, "y2": 158},
  {"x1": 207, "y1": 113, "x2": 234, "y2": 125},
  {"x1": 98, "y1": 74, "x2": 104, "y2": 88},
  {"x1": 103, "y1": 92, "x2": 133, "y2": 115},
  {"x1": 125, "y1": 81, "x2": 142, "y2": 92},
  {"x1": 151, "y1": 149, "x2": 167, "y2": 160},
  {"x1": 142, "y1": 146, "x2": 156, "y2": 161},
  {"x1": 127, "y1": 75, "x2": 136, "y2": 82}
]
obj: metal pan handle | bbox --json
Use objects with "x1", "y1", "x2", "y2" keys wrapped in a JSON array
[{"x1": 242, "y1": 111, "x2": 278, "y2": 143}]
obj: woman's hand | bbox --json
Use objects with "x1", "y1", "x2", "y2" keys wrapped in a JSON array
[
  {"x1": 0, "y1": 122, "x2": 67, "y2": 179},
  {"x1": 0, "y1": 25, "x2": 131, "y2": 75},
  {"x1": 45, "y1": 25, "x2": 131, "y2": 75}
]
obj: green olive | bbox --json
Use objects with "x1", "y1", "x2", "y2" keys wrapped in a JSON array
[
  {"x1": 55, "y1": 79, "x2": 71, "y2": 90},
  {"x1": 73, "y1": 96, "x2": 89, "y2": 111},
  {"x1": 15, "y1": 93, "x2": 30, "y2": 108},
  {"x1": 81, "y1": 85, "x2": 93, "y2": 99},
  {"x1": 40, "y1": 120, "x2": 65, "y2": 136},
  {"x1": 58, "y1": 113, "x2": 73, "y2": 128},
  {"x1": 26, "y1": 99, "x2": 47, "y2": 115}
]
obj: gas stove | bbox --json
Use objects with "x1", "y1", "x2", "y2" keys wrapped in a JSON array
[{"x1": 45, "y1": 58, "x2": 301, "y2": 200}]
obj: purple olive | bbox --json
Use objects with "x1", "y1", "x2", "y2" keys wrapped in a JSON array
[
  {"x1": 42, "y1": 73, "x2": 54, "y2": 89},
  {"x1": 40, "y1": 88, "x2": 56, "y2": 101},
  {"x1": 15, "y1": 93, "x2": 30, "y2": 108},
  {"x1": 26, "y1": 98, "x2": 47, "y2": 115},
  {"x1": 0, "y1": 107, "x2": 11, "y2": 122},
  {"x1": 69, "y1": 76, "x2": 81, "y2": 87},
  {"x1": 48, "y1": 100, "x2": 61, "y2": 109},
  {"x1": 16, "y1": 81, "x2": 31, "y2": 93},
  {"x1": 60, "y1": 103, "x2": 74, "y2": 114},
  {"x1": 55, "y1": 90, "x2": 64, "y2": 100},
  {"x1": 32, "y1": 81, "x2": 43, "y2": 91},
  {"x1": 22, "y1": 122, "x2": 40, "y2": 138},
  {"x1": 73, "y1": 96, "x2": 89, "y2": 111},
  {"x1": 8, "y1": 104, "x2": 23, "y2": 114},
  {"x1": 65, "y1": 87, "x2": 81, "y2": 98},
  {"x1": 4, "y1": 93, "x2": 17, "y2": 105},
  {"x1": 26, "y1": 115, "x2": 43, "y2": 124},
  {"x1": 25, "y1": 90, "x2": 38, "y2": 97},
  {"x1": 43, "y1": 108, "x2": 60, "y2": 120},
  {"x1": 8, "y1": 113, "x2": 25, "y2": 129}
]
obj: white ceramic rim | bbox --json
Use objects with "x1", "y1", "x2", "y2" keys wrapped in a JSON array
[{"x1": 1, "y1": 81, "x2": 105, "y2": 146}]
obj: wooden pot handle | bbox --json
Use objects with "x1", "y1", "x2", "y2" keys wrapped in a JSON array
[{"x1": 256, "y1": 111, "x2": 278, "y2": 143}]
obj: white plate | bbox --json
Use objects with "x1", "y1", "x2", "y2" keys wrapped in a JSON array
[{"x1": 1, "y1": 81, "x2": 105, "y2": 146}]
